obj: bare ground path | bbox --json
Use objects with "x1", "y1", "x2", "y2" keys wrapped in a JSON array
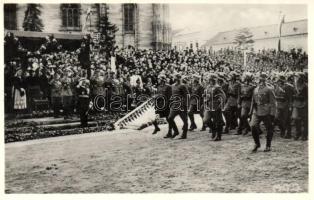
[{"x1": 5, "y1": 118, "x2": 308, "y2": 193}]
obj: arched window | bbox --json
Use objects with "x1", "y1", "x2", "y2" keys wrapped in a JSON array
[
  {"x1": 124, "y1": 4, "x2": 135, "y2": 33},
  {"x1": 61, "y1": 4, "x2": 80, "y2": 30}
]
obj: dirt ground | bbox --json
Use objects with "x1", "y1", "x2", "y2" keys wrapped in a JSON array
[{"x1": 5, "y1": 117, "x2": 308, "y2": 193}]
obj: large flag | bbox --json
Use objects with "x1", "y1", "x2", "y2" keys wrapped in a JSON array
[{"x1": 278, "y1": 12, "x2": 285, "y2": 51}]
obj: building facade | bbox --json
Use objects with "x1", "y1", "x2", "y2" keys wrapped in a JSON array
[
  {"x1": 203, "y1": 19, "x2": 307, "y2": 52},
  {"x1": 4, "y1": 3, "x2": 172, "y2": 50},
  {"x1": 171, "y1": 27, "x2": 210, "y2": 52}
]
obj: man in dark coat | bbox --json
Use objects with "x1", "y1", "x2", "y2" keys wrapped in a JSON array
[
  {"x1": 292, "y1": 73, "x2": 308, "y2": 141},
  {"x1": 77, "y1": 78, "x2": 91, "y2": 127},
  {"x1": 237, "y1": 72, "x2": 255, "y2": 135},
  {"x1": 250, "y1": 72, "x2": 276, "y2": 152},
  {"x1": 203, "y1": 73, "x2": 226, "y2": 141},
  {"x1": 152, "y1": 74, "x2": 172, "y2": 137},
  {"x1": 188, "y1": 75, "x2": 205, "y2": 131},
  {"x1": 223, "y1": 71, "x2": 241, "y2": 134},
  {"x1": 168, "y1": 73, "x2": 189, "y2": 139},
  {"x1": 273, "y1": 74, "x2": 291, "y2": 138}
]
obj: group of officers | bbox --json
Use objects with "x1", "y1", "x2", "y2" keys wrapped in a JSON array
[{"x1": 152, "y1": 70, "x2": 308, "y2": 153}]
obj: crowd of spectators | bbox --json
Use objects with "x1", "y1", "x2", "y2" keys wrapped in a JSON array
[{"x1": 4, "y1": 32, "x2": 308, "y2": 118}]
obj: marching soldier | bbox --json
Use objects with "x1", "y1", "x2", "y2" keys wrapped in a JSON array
[
  {"x1": 188, "y1": 75, "x2": 205, "y2": 131},
  {"x1": 284, "y1": 72, "x2": 296, "y2": 139},
  {"x1": 224, "y1": 71, "x2": 241, "y2": 134},
  {"x1": 250, "y1": 72, "x2": 276, "y2": 152},
  {"x1": 152, "y1": 74, "x2": 173, "y2": 138},
  {"x1": 237, "y1": 72, "x2": 255, "y2": 135},
  {"x1": 273, "y1": 74, "x2": 291, "y2": 138},
  {"x1": 292, "y1": 73, "x2": 308, "y2": 141},
  {"x1": 77, "y1": 78, "x2": 90, "y2": 127},
  {"x1": 203, "y1": 73, "x2": 226, "y2": 141},
  {"x1": 168, "y1": 72, "x2": 189, "y2": 139}
]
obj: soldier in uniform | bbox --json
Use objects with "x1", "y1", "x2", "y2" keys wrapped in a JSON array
[
  {"x1": 168, "y1": 72, "x2": 189, "y2": 139},
  {"x1": 188, "y1": 75, "x2": 205, "y2": 131},
  {"x1": 203, "y1": 73, "x2": 226, "y2": 141},
  {"x1": 284, "y1": 72, "x2": 296, "y2": 139},
  {"x1": 77, "y1": 78, "x2": 90, "y2": 127},
  {"x1": 292, "y1": 73, "x2": 308, "y2": 141},
  {"x1": 223, "y1": 71, "x2": 241, "y2": 134},
  {"x1": 152, "y1": 74, "x2": 173, "y2": 138},
  {"x1": 273, "y1": 74, "x2": 291, "y2": 138},
  {"x1": 250, "y1": 72, "x2": 276, "y2": 152},
  {"x1": 237, "y1": 72, "x2": 255, "y2": 135},
  {"x1": 90, "y1": 69, "x2": 106, "y2": 112}
]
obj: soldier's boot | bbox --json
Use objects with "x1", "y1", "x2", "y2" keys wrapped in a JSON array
[
  {"x1": 301, "y1": 131, "x2": 308, "y2": 141},
  {"x1": 189, "y1": 123, "x2": 197, "y2": 131},
  {"x1": 214, "y1": 126, "x2": 222, "y2": 141},
  {"x1": 211, "y1": 126, "x2": 217, "y2": 140},
  {"x1": 285, "y1": 131, "x2": 292, "y2": 139},
  {"x1": 171, "y1": 123, "x2": 179, "y2": 139},
  {"x1": 164, "y1": 130, "x2": 173, "y2": 138},
  {"x1": 179, "y1": 130, "x2": 187, "y2": 139},
  {"x1": 294, "y1": 120, "x2": 301, "y2": 140},
  {"x1": 152, "y1": 121, "x2": 160, "y2": 135},
  {"x1": 243, "y1": 126, "x2": 251, "y2": 136},
  {"x1": 280, "y1": 130, "x2": 285, "y2": 138},
  {"x1": 264, "y1": 136, "x2": 272, "y2": 152},
  {"x1": 251, "y1": 126, "x2": 261, "y2": 153},
  {"x1": 201, "y1": 125, "x2": 206, "y2": 131},
  {"x1": 223, "y1": 126, "x2": 229, "y2": 134}
]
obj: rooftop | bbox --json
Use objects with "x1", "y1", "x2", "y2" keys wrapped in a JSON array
[{"x1": 204, "y1": 19, "x2": 307, "y2": 46}]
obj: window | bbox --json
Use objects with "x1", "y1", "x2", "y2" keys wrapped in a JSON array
[
  {"x1": 61, "y1": 4, "x2": 80, "y2": 30},
  {"x1": 4, "y1": 4, "x2": 17, "y2": 30},
  {"x1": 124, "y1": 4, "x2": 135, "y2": 33},
  {"x1": 293, "y1": 27, "x2": 298, "y2": 32}
]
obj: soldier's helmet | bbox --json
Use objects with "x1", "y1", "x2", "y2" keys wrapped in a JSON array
[
  {"x1": 208, "y1": 73, "x2": 218, "y2": 81},
  {"x1": 229, "y1": 71, "x2": 238, "y2": 80},
  {"x1": 217, "y1": 72, "x2": 225, "y2": 82},
  {"x1": 172, "y1": 71, "x2": 182, "y2": 79},
  {"x1": 259, "y1": 72, "x2": 267, "y2": 80},
  {"x1": 286, "y1": 72, "x2": 295, "y2": 82},
  {"x1": 276, "y1": 73, "x2": 286, "y2": 83},
  {"x1": 158, "y1": 74, "x2": 167, "y2": 81},
  {"x1": 296, "y1": 72, "x2": 306, "y2": 83},
  {"x1": 243, "y1": 72, "x2": 253, "y2": 82}
]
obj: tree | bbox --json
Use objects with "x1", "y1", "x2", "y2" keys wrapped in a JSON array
[
  {"x1": 234, "y1": 28, "x2": 254, "y2": 50},
  {"x1": 97, "y1": 4, "x2": 118, "y2": 55},
  {"x1": 23, "y1": 4, "x2": 44, "y2": 32},
  {"x1": 234, "y1": 28, "x2": 254, "y2": 67}
]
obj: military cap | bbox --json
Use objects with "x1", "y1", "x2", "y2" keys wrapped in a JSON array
[
  {"x1": 158, "y1": 74, "x2": 167, "y2": 80},
  {"x1": 259, "y1": 72, "x2": 267, "y2": 80},
  {"x1": 208, "y1": 73, "x2": 217, "y2": 80},
  {"x1": 172, "y1": 72, "x2": 182, "y2": 78},
  {"x1": 192, "y1": 74, "x2": 201, "y2": 80},
  {"x1": 276, "y1": 74, "x2": 286, "y2": 82}
]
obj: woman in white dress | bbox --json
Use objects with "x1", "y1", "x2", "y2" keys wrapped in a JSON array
[{"x1": 12, "y1": 68, "x2": 27, "y2": 116}]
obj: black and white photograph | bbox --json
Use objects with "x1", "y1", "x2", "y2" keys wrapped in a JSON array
[{"x1": 2, "y1": 0, "x2": 311, "y2": 197}]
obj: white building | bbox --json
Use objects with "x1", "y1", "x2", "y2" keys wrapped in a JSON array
[{"x1": 203, "y1": 19, "x2": 307, "y2": 52}]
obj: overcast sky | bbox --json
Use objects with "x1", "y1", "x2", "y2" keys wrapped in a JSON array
[{"x1": 169, "y1": 4, "x2": 307, "y2": 39}]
